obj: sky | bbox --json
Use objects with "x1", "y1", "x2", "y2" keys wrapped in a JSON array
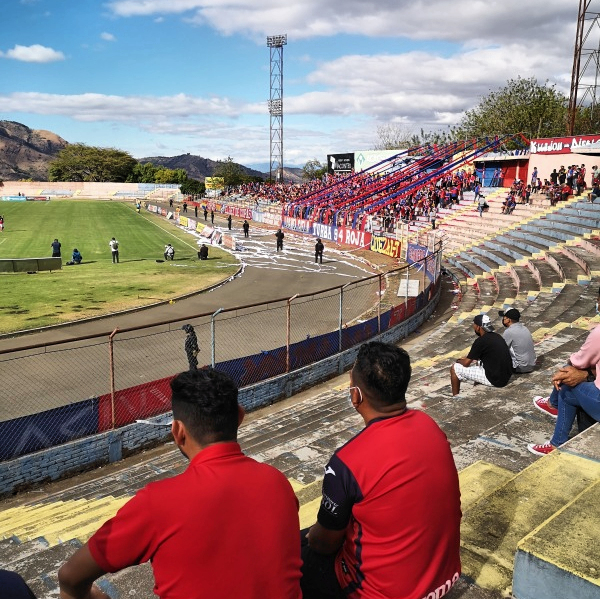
[{"x1": 0, "y1": 0, "x2": 580, "y2": 170}]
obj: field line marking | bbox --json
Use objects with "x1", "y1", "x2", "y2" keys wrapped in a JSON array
[{"x1": 140, "y1": 213, "x2": 199, "y2": 252}]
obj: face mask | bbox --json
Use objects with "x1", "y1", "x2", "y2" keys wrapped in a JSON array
[{"x1": 347, "y1": 386, "x2": 363, "y2": 409}]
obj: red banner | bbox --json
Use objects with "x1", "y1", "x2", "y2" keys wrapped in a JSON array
[
  {"x1": 530, "y1": 135, "x2": 600, "y2": 155},
  {"x1": 98, "y1": 376, "x2": 174, "y2": 431}
]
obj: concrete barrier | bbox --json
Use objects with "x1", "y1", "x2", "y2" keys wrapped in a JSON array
[{"x1": 0, "y1": 257, "x2": 62, "y2": 273}]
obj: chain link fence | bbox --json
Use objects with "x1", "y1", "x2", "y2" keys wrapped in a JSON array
[{"x1": 0, "y1": 249, "x2": 441, "y2": 461}]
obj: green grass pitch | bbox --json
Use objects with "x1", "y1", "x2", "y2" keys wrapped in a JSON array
[{"x1": 0, "y1": 200, "x2": 238, "y2": 333}]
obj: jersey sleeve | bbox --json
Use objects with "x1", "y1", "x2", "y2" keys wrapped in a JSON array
[
  {"x1": 317, "y1": 453, "x2": 362, "y2": 531},
  {"x1": 88, "y1": 488, "x2": 156, "y2": 573}
]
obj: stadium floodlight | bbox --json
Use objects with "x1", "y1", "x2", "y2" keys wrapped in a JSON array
[
  {"x1": 267, "y1": 34, "x2": 287, "y2": 182},
  {"x1": 267, "y1": 35, "x2": 287, "y2": 47}
]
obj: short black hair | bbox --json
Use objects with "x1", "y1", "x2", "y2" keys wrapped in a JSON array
[
  {"x1": 170, "y1": 368, "x2": 239, "y2": 444},
  {"x1": 352, "y1": 342, "x2": 411, "y2": 408}
]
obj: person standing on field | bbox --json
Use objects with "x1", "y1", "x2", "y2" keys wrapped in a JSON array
[
  {"x1": 314, "y1": 238, "x2": 324, "y2": 264},
  {"x1": 51, "y1": 238, "x2": 62, "y2": 258},
  {"x1": 109, "y1": 237, "x2": 120, "y2": 264}
]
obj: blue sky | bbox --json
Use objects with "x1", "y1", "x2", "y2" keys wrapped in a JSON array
[{"x1": 0, "y1": 1, "x2": 578, "y2": 170}]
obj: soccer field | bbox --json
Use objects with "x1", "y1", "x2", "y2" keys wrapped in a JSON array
[{"x1": 0, "y1": 200, "x2": 238, "y2": 333}]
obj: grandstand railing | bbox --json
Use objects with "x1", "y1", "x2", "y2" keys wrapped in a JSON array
[{"x1": 0, "y1": 248, "x2": 442, "y2": 462}]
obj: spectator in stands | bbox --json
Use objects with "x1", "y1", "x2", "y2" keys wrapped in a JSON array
[
  {"x1": 499, "y1": 309, "x2": 536, "y2": 373},
  {"x1": 528, "y1": 324, "x2": 600, "y2": 455},
  {"x1": 450, "y1": 314, "x2": 513, "y2": 396},
  {"x1": 51, "y1": 238, "x2": 62, "y2": 258},
  {"x1": 301, "y1": 342, "x2": 461, "y2": 599},
  {"x1": 58, "y1": 368, "x2": 302, "y2": 599},
  {"x1": 72, "y1": 249, "x2": 82, "y2": 264},
  {"x1": 589, "y1": 181, "x2": 600, "y2": 203}
]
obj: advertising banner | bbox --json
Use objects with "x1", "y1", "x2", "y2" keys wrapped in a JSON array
[
  {"x1": 327, "y1": 153, "x2": 354, "y2": 175},
  {"x1": 26, "y1": 196, "x2": 50, "y2": 201},
  {"x1": 530, "y1": 135, "x2": 600, "y2": 155},
  {"x1": 224, "y1": 205, "x2": 253, "y2": 219},
  {"x1": 370, "y1": 235, "x2": 401, "y2": 258},
  {"x1": 354, "y1": 150, "x2": 402, "y2": 172},
  {"x1": 179, "y1": 215, "x2": 189, "y2": 228},
  {"x1": 1, "y1": 196, "x2": 27, "y2": 202},
  {"x1": 205, "y1": 177, "x2": 225, "y2": 190}
]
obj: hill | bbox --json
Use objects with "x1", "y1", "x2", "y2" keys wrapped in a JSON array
[
  {"x1": 0, "y1": 120, "x2": 306, "y2": 183},
  {"x1": 137, "y1": 154, "x2": 267, "y2": 181},
  {"x1": 0, "y1": 121, "x2": 69, "y2": 181}
]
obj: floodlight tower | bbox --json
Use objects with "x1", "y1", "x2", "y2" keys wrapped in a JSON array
[
  {"x1": 267, "y1": 34, "x2": 287, "y2": 183},
  {"x1": 568, "y1": 1, "x2": 600, "y2": 135}
]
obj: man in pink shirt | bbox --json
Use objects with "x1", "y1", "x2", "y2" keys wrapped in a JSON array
[{"x1": 528, "y1": 324, "x2": 600, "y2": 455}]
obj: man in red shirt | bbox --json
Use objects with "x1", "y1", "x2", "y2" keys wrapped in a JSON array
[
  {"x1": 301, "y1": 342, "x2": 461, "y2": 599},
  {"x1": 58, "y1": 368, "x2": 302, "y2": 599}
]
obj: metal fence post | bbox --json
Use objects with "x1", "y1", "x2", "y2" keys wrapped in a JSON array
[
  {"x1": 405, "y1": 266, "x2": 409, "y2": 307},
  {"x1": 286, "y1": 294, "x2": 298, "y2": 373},
  {"x1": 211, "y1": 308, "x2": 223, "y2": 367},
  {"x1": 378, "y1": 274, "x2": 383, "y2": 333},
  {"x1": 339, "y1": 283, "x2": 351, "y2": 353},
  {"x1": 422, "y1": 255, "x2": 427, "y2": 291},
  {"x1": 108, "y1": 328, "x2": 119, "y2": 430}
]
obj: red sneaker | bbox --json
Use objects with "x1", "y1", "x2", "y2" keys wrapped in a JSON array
[
  {"x1": 533, "y1": 396, "x2": 558, "y2": 418},
  {"x1": 527, "y1": 442, "x2": 555, "y2": 456}
]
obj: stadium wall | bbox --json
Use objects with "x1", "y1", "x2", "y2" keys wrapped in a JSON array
[{"x1": 0, "y1": 281, "x2": 440, "y2": 497}]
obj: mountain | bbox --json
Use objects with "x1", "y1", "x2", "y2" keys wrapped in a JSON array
[
  {"x1": 137, "y1": 154, "x2": 266, "y2": 181},
  {"x1": 0, "y1": 121, "x2": 69, "y2": 181},
  {"x1": 138, "y1": 155, "x2": 305, "y2": 183},
  {"x1": 0, "y1": 120, "x2": 306, "y2": 184}
]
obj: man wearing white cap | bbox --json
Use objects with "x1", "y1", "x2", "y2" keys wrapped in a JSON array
[{"x1": 449, "y1": 314, "x2": 513, "y2": 396}]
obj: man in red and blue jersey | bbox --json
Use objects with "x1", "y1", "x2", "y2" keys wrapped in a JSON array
[{"x1": 301, "y1": 342, "x2": 461, "y2": 599}]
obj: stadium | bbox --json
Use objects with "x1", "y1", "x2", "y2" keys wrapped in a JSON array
[{"x1": 1, "y1": 129, "x2": 600, "y2": 597}]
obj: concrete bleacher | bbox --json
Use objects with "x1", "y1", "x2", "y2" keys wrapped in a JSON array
[{"x1": 1, "y1": 190, "x2": 600, "y2": 597}]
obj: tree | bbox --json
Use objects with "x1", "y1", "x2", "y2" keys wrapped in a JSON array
[
  {"x1": 180, "y1": 178, "x2": 205, "y2": 195},
  {"x1": 128, "y1": 162, "x2": 158, "y2": 183},
  {"x1": 212, "y1": 156, "x2": 246, "y2": 187},
  {"x1": 453, "y1": 77, "x2": 568, "y2": 141},
  {"x1": 373, "y1": 123, "x2": 413, "y2": 150},
  {"x1": 302, "y1": 159, "x2": 327, "y2": 181},
  {"x1": 49, "y1": 144, "x2": 137, "y2": 182}
]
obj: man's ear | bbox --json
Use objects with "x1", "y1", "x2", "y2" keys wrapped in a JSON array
[
  {"x1": 171, "y1": 419, "x2": 186, "y2": 446},
  {"x1": 238, "y1": 404, "x2": 245, "y2": 427}
]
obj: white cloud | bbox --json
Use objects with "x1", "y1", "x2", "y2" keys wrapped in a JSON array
[
  {"x1": 1, "y1": 44, "x2": 65, "y2": 63},
  {"x1": 106, "y1": 0, "x2": 574, "y2": 47},
  {"x1": 100, "y1": 32, "x2": 117, "y2": 42},
  {"x1": 0, "y1": 92, "x2": 243, "y2": 121}
]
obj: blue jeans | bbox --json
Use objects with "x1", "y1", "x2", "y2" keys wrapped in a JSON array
[{"x1": 550, "y1": 383, "x2": 600, "y2": 447}]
